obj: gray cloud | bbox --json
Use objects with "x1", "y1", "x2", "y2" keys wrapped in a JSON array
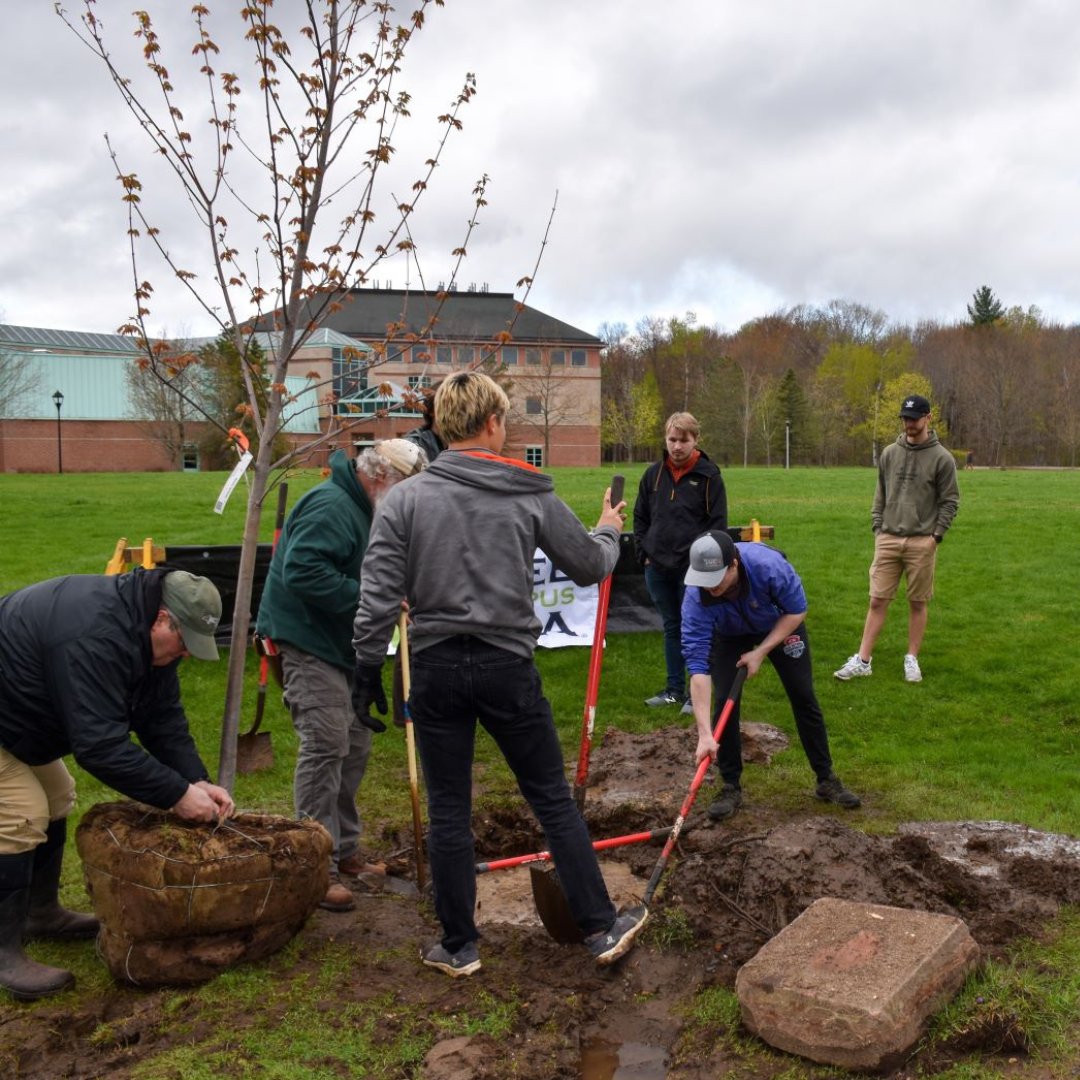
[{"x1": 4, "y1": 1, "x2": 1080, "y2": 340}]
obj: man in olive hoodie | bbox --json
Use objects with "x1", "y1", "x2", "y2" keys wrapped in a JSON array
[
  {"x1": 835, "y1": 394, "x2": 960, "y2": 684},
  {"x1": 257, "y1": 440, "x2": 425, "y2": 911}
]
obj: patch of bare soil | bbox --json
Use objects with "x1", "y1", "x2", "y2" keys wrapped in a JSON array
[{"x1": 4, "y1": 723, "x2": 1080, "y2": 1079}]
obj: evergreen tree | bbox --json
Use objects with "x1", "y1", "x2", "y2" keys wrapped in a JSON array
[
  {"x1": 775, "y1": 368, "x2": 809, "y2": 463},
  {"x1": 967, "y1": 286, "x2": 1005, "y2": 326}
]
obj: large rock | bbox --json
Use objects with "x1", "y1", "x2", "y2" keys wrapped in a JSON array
[
  {"x1": 77, "y1": 801, "x2": 331, "y2": 986},
  {"x1": 736, "y1": 896, "x2": 980, "y2": 1071}
]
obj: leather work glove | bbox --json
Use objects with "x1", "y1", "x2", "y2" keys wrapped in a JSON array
[{"x1": 352, "y1": 661, "x2": 388, "y2": 733}]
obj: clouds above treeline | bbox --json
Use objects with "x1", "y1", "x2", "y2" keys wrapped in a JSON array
[{"x1": 3, "y1": 1, "x2": 1080, "y2": 340}]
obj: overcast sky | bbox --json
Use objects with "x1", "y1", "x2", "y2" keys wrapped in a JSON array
[{"x1": 4, "y1": 1, "x2": 1080, "y2": 341}]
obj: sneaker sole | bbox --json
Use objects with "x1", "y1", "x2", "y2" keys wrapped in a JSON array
[
  {"x1": 595, "y1": 907, "x2": 649, "y2": 966},
  {"x1": 833, "y1": 670, "x2": 871, "y2": 681},
  {"x1": 905, "y1": 674, "x2": 923, "y2": 683},
  {"x1": 816, "y1": 792, "x2": 862, "y2": 810},
  {"x1": 422, "y1": 956, "x2": 481, "y2": 978}
]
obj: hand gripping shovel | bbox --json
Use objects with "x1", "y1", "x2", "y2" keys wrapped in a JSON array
[
  {"x1": 627, "y1": 666, "x2": 749, "y2": 918},
  {"x1": 237, "y1": 483, "x2": 288, "y2": 774}
]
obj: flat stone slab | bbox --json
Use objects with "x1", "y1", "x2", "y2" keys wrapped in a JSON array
[{"x1": 735, "y1": 897, "x2": 980, "y2": 1071}]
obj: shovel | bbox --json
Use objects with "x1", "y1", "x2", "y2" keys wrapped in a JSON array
[
  {"x1": 237, "y1": 483, "x2": 288, "y2": 774},
  {"x1": 395, "y1": 611, "x2": 426, "y2": 889},
  {"x1": 572, "y1": 474, "x2": 624, "y2": 810},
  {"x1": 629, "y1": 666, "x2": 748, "y2": 915},
  {"x1": 526, "y1": 667, "x2": 748, "y2": 941}
]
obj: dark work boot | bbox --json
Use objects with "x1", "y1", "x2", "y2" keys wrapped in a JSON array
[
  {"x1": 25, "y1": 820, "x2": 99, "y2": 940},
  {"x1": 0, "y1": 851, "x2": 75, "y2": 1001}
]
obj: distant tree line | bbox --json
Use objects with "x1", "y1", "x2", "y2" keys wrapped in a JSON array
[{"x1": 600, "y1": 288, "x2": 1080, "y2": 468}]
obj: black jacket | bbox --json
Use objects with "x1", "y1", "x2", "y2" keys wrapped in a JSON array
[
  {"x1": 633, "y1": 450, "x2": 728, "y2": 574},
  {"x1": 0, "y1": 568, "x2": 210, "y2": 808}
]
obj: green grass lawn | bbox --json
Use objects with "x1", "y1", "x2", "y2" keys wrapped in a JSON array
[
  {"x1": 2, "y1": 464, "x2": 1079, "y2": 1077},
  {"x1": 2, "y1": 464, "x2": 1077, "y2": 832}
]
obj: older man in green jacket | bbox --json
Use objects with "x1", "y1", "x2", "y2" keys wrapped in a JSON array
[{"x1": 257, "y1": 440, "x2": 425, "y2": 911}]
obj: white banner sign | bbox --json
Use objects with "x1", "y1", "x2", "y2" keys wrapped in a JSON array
[{"x1": 532, "y1": 549, "x2": 599, "y2": 648}]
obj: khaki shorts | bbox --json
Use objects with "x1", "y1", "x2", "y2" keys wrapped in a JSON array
[
  {"x1": 869, "y1": 532, "x2": 938, "y2": 603},
  {"x1": 0, "y1": 749, "x2": 77, "y2": 854}
]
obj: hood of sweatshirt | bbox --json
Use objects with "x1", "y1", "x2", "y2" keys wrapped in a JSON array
[
  {"x1": 426, "y1": 448, "x2": 555, "y2": 496},
  {"x1": 893, "y1": 432, "x2": 942, "y2": 452}
]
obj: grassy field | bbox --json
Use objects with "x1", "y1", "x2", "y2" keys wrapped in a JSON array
[
  {"x1": 2, "y1": 464, "x2": 1078, "y2": 831},
  {"x1": 2, "y1": 464, "x2": 1079, "y2": 1077}
]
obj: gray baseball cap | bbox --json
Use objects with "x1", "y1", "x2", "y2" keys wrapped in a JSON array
[
  {"x1": 162, "y1": 571, "x2": 222, "y2": 660},
  {"x1": 684, "y1": 530, "x2": 737, "y2": 588}
]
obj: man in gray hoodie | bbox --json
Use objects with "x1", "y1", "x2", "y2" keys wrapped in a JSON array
[
  {"x1": 835, "y1": 394, "x2": 960, "y2": 684},
  {"x1": 351, "y1": 372, "x2": 647, "y2": 977}
]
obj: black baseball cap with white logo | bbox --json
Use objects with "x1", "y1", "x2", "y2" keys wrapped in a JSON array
[
  {"x1": 899, "y1": 394, "x2": 931, "y2": 418},
  {"x1": 684, "y1": 530, "x2": 736, "y2": 588}
]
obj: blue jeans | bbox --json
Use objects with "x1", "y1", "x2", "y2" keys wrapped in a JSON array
[
  {"x1": 409, "y1": 637, "x2": 616, "y2": 952},
  {"x1": 645, "y1": 564, "x2": 686, "y2": 696}
]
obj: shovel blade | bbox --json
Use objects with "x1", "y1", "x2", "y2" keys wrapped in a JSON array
[
  {"x1": 236, "y1": 731, "x2": 274, "y2": 773},
  {"x1": 529, "y1": 863, "x2": 585, "y2": 944}
]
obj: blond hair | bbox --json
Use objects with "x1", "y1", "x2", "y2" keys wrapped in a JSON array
[
  {"x1": 434, "y1": 372, "x2": 509, "y2": 443},
  {"x1": 665, "y1": 412, "x2": 700, "y2": 439}
]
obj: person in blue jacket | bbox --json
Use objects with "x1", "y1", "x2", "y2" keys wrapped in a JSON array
[{"x1": 680, "y1": 530, "x2": 861, "y2": 820}]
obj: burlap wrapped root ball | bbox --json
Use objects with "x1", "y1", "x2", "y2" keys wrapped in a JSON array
[{"x1": 76, "y1": 802, "x2": 332, "y2": 986}]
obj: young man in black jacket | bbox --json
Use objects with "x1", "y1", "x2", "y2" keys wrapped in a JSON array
[
  {"x1": 633, "y1": 412, "x2": 728, "y2": 712},
  {"x1": 0, "y1": 568, "x2": 234, "y2": 1000}
]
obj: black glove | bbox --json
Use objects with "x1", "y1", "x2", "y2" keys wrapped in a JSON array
[{"x1": 352, "y1": 661, "x2": 388, "y2": 733}]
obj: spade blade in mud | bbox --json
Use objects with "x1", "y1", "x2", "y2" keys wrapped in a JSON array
[{"x1": 529, "y1": 863, "x2": 585, "y2": 943}]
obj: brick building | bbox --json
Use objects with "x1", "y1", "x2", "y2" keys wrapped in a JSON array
[{"x1": 0, "y1": 290, "x2": 602, "y2": 472}]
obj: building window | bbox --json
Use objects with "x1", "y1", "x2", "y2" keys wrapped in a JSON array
[
  {"x1": 525, "y1": 397, "x2": 542, "y2": 415},
  {"x1": 408, "y1": 375, "x2": 432, "y2": 389},
  {"x1": 458, "y1": 345, "x2": 476, "y2": 366},
  {"x1": 333, "y1": 353, "x2": 368, "y2": 413},
  {"x1": 571, "y1": 349, "x2": 587, "y2": 367},
  {"x1": 525, "y1": 446, "x2": 543, "y2": 467},
  {"x1": 525, "y1": 347, "x2": 541, "y2": 366},
  {"x1": 550, "y1": 349, "x2": 565, "y2": 365},
  {"x1": 412, "y1": 345, "x2": 431, "y2": 364},
  {"x1": 181, "y1": 444, "x2": 199, "y2": 472},
  {"x1": 501, "y1": 345, "x2": 518, "y2": 366},
  {"x1": 437, "y1": 346, "x2": 453, "y2": 365}
]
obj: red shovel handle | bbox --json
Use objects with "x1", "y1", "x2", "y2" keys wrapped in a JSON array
[
  {"x1": 572, "y1": 474, "x2": 625, "y2": 807},
  {"x1": 476, "y1": 826, "x2": 670, "y2": 874},
  {"x1": 642, "y1": 665, "x2": 749, "y2": 905}
]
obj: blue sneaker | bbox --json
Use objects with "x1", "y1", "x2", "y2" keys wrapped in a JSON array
[
  {"x1": 586, "y1": 906, "x2": 649, "y2": 966},
  {"x1": 422, "y1": 940, "x2": 481, "y2": 978}
]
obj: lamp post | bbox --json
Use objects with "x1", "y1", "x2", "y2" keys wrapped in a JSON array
[
  {"x1": 785, "y1": 419, "x2": 791, "y2": 470},
  {"x1": 52, "y1": 389, "x2": 64, "y2": 475}
]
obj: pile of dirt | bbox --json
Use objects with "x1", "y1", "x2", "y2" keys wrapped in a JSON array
[{"x1": 5, "y1": 725, "x2": 1080, "y2": 1079}]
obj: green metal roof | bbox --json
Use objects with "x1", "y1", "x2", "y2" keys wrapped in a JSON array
[{"x1": 0, "y1": 324, "x2": 140, "y2": 354}]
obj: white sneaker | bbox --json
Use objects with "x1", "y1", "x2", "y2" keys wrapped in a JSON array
[
  {"x1": 834, "y1": 654, "x2": 872, "y2": 680},
  {"x1": 904, "y1": 654, "x2": 923, "y2": 683}
]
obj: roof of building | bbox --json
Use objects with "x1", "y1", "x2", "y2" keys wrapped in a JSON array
[
  {"x1": 189, "y1": 327, "x2": 372, "y2": 356},
  {"x1": 0, "y1": 324, "x2": 141, "y2": 354},
  {"x1": 292, "y1": 288, "x2": 602, "y2": 347}
]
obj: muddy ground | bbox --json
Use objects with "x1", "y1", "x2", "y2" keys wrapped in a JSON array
[{"x1": 5, "y1": 722, "x2": 1080, "y2": 1079}]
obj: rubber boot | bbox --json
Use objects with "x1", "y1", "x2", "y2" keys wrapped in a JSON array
[
  {"x1": 24, "y1": 819, "x2": 99, "y2": 940},
  {"x1": 0, "y1": 851, "x2": 75, "y2": 1001}
]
